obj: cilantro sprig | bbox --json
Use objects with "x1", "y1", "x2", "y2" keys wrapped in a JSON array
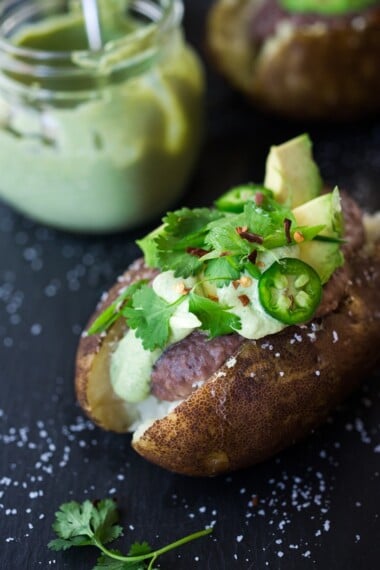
[
  {"x1": 48, "y1": 499, "x2": 213, "y2": 570},
  {"x1": 122, "y1": 286, "x2": 183, "y2": 351}
]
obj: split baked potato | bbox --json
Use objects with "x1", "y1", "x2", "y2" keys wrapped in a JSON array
[
  {"x1": 75, "y1": 135, "x2": 380, "y2": 477},
  {"x1": 76, "y1": 241, "x2": 380, "y2": 476},
  {"x1": 207, "y1": 0, "x2": 380, "y2": 119}
]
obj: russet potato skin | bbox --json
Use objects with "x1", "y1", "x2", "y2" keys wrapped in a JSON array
[
  {"x1": 207, "y1": 0, "x2": 380, "y2": 120},
  {"x1": 76, "y1": 246, "x2": 380, "y2": 477}
]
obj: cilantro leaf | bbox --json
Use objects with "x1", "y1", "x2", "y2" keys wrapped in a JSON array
[
  {"x1": 204, "y1": 256, "x2": 241, "y2": 287},
  {"x1": 189, "y1": 293, "x2": 241, "y2": 338},
  {"x1": 91, "y1": 500, "x2": 123, "y2": 545},
  {"x1": 244, "y1": 202, "x2": 276, "y2": 237},
  {"x1": 153, "y1": 208, "x2": 224, "y2": 276},
  {"x1": 51, "y1": 500, "x2": 94, "y2": 543},
  {"x1": 48, "y1": 535, "x2": 91, "y2": 552},
  {"x1": 48, "y1": 500, "x2": 123, "y2": 553},
  {"x1": 163, "y1": 207, "x2": 222, "y2": 240},
  {"x1": 128, "y1": 542, "x2": 152, "y2": 556},
  {"x1": 49, "y1": 499, "x2": 213, "y2": 568},
  {"x1": 87, "y1": 281, "x2": 147, "y2": 336},
  {"x1": 205, "y1": 216, "x2": 251, "y2": 257},
  {"x1": 122, "y1": 285, "x2": 183, "y2": 351},
  {"x1": 155, "y1": 235, "x2": 204, "y2": 278}
]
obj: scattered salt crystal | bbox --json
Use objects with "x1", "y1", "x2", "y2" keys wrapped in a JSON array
[{"x1": 30, "y1": 323, "x2": 42, "y2": 336}]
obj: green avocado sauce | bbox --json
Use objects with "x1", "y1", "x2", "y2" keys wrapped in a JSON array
[{"x1": 0, "y1": 2, "x2": 204, "y2": 232}]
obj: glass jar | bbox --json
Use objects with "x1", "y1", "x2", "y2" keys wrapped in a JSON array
[{"x1": 0, "y1": 0, "x2": 204, "y2": 232}]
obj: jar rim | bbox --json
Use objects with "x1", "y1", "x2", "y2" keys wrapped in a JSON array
[{"x1": 0, "y1": 0, "x2": 182, "y2": 81}]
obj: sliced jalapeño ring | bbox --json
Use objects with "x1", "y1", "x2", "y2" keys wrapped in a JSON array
[
  {"x1": 214, "y1": 184, "x2": 273, "y2": 213},
  {"x1": 258, "y1": 258, "x2": 322, "y2": 325}
]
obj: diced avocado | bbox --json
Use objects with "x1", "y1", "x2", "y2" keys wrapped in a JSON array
[
  {"x1": 136, "y1": 223, "x2": 165, "y2": 267},
  {"x1": 293, "y1": 188, "x2": 343, "y2": 237},
  {"x1": 296, "y1": 240, "x2": 344, "y2": 284},
  {"x1": 280, "y1": 0, "x2": 377, "y2": 16},
  {"x1": 293, "y1": 188, "x2": 344, "y2": 283},
  {"x1": 264, "y1": 134, "x2": 322, "y2": 208}
]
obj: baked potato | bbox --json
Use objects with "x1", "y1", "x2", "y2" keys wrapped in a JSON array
[
  {"x1": 75, "y1": 136, "x2": 380, "y2": 476},
  {"x1": 207, "y1": 0, "x2": 380, "y2": 119}
]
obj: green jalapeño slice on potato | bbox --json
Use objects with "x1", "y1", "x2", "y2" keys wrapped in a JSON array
[{"x1": 258, "y1": 258, "x2": 322, "y2": 325}]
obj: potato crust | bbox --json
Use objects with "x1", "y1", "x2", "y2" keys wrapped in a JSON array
[
  {"x1": 207, "y1": 0, "x2": 380, "y2": 119},
  {"x1": 76, "y1": 244, "x2": 380, "y2": 476}
]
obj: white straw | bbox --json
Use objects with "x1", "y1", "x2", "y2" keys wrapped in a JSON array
[{"x1": 81, "y1": 0, "x2": 103, "y2": 51}]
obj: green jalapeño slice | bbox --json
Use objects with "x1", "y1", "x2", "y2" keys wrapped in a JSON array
[
  {"x1": 258, "y1": 258, "x2": 322, "y2": 325},
  {"x1": 215, "y1": 185, "x2": 273, "y2": 213}
]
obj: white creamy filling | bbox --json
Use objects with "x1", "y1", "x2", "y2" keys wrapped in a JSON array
[{"x1": 110, "y1": 272, "x2": 201, "y2": 403}]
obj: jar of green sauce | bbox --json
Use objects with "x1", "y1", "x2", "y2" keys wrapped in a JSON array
[{"x1": 0, "y1": 0, "x2": 204, "y2": 232}]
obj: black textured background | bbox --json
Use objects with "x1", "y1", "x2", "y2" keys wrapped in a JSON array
[{"x1": 1, "y1": 1, "x2": 380, "y2": 568}]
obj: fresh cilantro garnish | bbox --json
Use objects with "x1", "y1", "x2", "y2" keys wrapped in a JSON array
[
  {"x1": 87, "y1": 281, "x2": 147, "y2": 336},
  {"x1": 189, "y1": 293, "x2": 241, "y2": 338},
  {"x1": 48, "y1": 499, "x2": 122, "y2": 552},
  {"x1": 88, "y1": 184, "x2": 343, "y2": 351},
  {"x1": 204, "y1": 256, "x2": 241, "y2": 287},
  {"x1": 155, "y1": 234, "x2": 204, "y2": 278},
  {"x1": 49, "y1": 499, "x2": 213, "y2": 570},
  {"x1": 122, "y1": 285, "x2": 183, "y2": 351},
  {"x1": 154, "y1": 208, "x2": 223, "y2": 278},
  {"x1": 205, "y1": 215, "x2": 252, "y2": 257},
  {"x1": 163, "y1": 207, "x2": 223, "y2": 240}
]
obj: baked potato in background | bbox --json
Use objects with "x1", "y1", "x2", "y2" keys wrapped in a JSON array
[{"x1": 207, "y1": 0, "x2": 380, "y2": 119}]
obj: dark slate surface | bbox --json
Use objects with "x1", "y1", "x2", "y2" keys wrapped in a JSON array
[{"x1": 1, "y1": 1, "x2": 379, "y2": 568}]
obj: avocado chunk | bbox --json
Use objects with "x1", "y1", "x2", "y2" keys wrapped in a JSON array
[
  {"x1": 293, "y1": 188, "x2": 344, "y2": 283},
  {"x1": 280, "y1": 0, "x2": 377, "y2": 15},
  {"x1": 293, "y1": 188, "x2": 343, "y2": 237},
  {"x1": 264, "y1": 134, "x2": 322, "y2": 208},
  {"x1": 296, "y1": 240, "x2": 344, "y2": 284}
]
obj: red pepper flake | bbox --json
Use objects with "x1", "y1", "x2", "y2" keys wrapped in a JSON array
[
  {"x1": 208, "y1": 295, "x2": 219, "y2": 302},
  {"x1": 248, "y1": 250, "x2": 258, "y2": 265},
  {"x1": 236, "y1": 227, "x2": 264, "y2": 245},
  {"x1": 232, "y1": 280, "x2": 240, "y2": 290},
  {"x1": 186, "y1": 247, "x2": 209, "y2": 258},
  {"x1": 254, "y1": 192, "x2": 264, "y2": 206},
  {"x1": 294, "y1": 231, "x2": 305, "y2": 243},
  {"x1": 284, "y1": 218, "x2": 292, "y2": 244},
  {"x1": 238, "y1": 294, "x2": 250, "y2": 307}
]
